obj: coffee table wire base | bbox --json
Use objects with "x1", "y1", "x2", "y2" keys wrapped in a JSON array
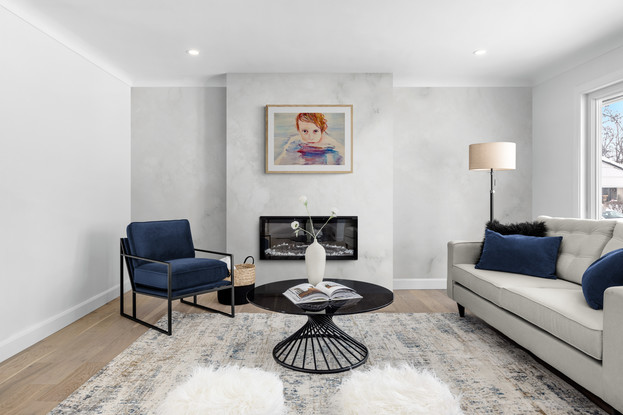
[{"x1": 272, "y1": 315, "x2": 368, "y2": 374}]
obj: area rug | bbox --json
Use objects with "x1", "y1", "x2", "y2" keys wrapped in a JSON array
[{"x1": 48, "y1": 312, "x2": 606, "y2": 414}]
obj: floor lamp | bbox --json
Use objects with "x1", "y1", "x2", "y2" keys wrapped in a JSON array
[{"x1": 469, "y1": 142, "x2": 516, "y2": 222}]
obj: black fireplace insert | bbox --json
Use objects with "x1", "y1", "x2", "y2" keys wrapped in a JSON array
[{"x1": 260, "y1": 216, "x2": 358, "y2": 260}]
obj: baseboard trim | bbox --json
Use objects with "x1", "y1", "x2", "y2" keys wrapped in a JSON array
[
  {"x1": 393, "y1": 278, "x2": 446, "y2": 290},
  {"x1": 0, "y1": 285, "x2": 121, "y2": 363}
]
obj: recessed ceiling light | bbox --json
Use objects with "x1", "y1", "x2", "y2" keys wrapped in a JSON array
[
  {"x1": 187, "y1": 49, "x2": 200, "y2": 56},
  {"x1": 473, "y1": 49, "x2": 487, "y2": 56}
]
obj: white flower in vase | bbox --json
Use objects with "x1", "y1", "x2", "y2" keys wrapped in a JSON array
[
  {"x1": 291, "y1": 196, "x2": 340, "y2": 284},
  {"x1": 290, "y1": 196, "x2": 338, "y2": 241}
]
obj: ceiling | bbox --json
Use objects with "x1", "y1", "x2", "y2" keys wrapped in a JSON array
[{"x1": 3, "y1": 0, "x2": 623, "y2": 87}]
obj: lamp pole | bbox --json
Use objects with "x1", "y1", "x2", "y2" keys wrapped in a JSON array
[{"x1": 490, "y1": 168, "x2": 495, "y2": 223}]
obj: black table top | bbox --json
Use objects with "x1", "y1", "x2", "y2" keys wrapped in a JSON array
[{"x1": 246, "y1": 279, "x2": 393, "y2": 316}]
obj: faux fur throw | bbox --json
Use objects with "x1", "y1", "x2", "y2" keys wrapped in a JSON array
[
  {"x1": 486, "y1": 219, "x2": 548, "y2": 237},
  {"x1": 338, "y1": 364, "x2": 463, "y2": 415},
  {"x1": 158, "y1": 365, "x2": 286, "y2": 415}
]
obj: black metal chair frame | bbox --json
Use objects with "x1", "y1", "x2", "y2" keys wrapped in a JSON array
[{"x1": 120, "y1": 239, "x2": 235, "y2": 335}]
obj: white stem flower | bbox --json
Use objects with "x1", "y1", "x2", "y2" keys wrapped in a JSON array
[
  {"x1": 292, "y1": 216, "x2": 315, "y2": 238},
  {"x1": 292, "y1": 197, "x2": 339, "y2": 241}
]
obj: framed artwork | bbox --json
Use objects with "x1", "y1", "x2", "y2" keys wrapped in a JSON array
[{"x1": 265, "y1": 104, "x2": 353, "y2": 173}]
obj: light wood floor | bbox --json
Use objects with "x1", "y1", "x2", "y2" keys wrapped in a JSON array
[{"x1": 0, "y1": 289, "x2": 456, "y2": 415}]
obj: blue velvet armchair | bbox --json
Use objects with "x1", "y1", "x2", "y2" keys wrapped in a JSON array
[{"x1": 120, "y1": 219, "x2": 234, "y2": 335}]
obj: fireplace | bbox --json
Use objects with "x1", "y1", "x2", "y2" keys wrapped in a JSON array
[{"x1": 260, "y1": 216, "x2": 358, "y2": 260}]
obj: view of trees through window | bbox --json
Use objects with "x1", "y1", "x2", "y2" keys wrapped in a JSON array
[{"x1": 601, "y1": 98, "x2": 623, "y2": 218}]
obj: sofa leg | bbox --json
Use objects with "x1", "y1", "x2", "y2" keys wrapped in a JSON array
[{"x1": 457, "y1": 303, "x2": 465, "y2": 317}]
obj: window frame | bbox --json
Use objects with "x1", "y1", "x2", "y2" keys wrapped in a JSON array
[{"x1": 587, "y1": 82, "x2": 623, "y2": 219}]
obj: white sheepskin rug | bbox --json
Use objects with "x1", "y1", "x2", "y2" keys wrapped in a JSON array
[
  {"x1": 338, "y1": 364, "x2": 463, "y2": 415},
  {"x1": 158, "y1": 365, "x2": 286, "y2": 415}
]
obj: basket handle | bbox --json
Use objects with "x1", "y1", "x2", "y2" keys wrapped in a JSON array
[{"x1": 244, "y1": 255, "x2": 255, "y2": 264}]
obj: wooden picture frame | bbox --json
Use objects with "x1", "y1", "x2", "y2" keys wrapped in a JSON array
[{"x1": 265, "y1": 105, "x2": 353, "y2": 173}]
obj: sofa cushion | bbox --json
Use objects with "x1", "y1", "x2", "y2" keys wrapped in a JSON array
[
  {"x1": 601, "y1": 220, "x2": 623, "y2": 256},
  {"x1": 538, "y1": 216, "x2": 616, "y2": 284},
  {"x1": 476, "y1": 229, "x2": 562, "y2": 279},
  {"x1": 501, "y1": 286, "x2": 604, "y2": 360},
  {"x1": 582, "y1": 248, "x2": 623, "y2": 310},
  {"x1": 453, "y1": 264, "x2": 579, "y2": 307}
]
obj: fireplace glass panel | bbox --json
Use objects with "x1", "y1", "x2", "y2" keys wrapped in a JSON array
[{"x1": 260, "y1": 216, "x2": 358, "y2": 260}]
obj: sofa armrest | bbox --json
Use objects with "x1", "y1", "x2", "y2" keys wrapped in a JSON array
[
  {"x1": 448, "y1": 241, "x2": 482, "y2": 265},
  {"x1": 603, "y1": 286, "x2": 623, "y2": 412},
  {"x1": 447, "y1": 241, "x2": 482, "y2": 299}
]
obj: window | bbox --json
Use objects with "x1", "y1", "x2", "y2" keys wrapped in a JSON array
[
  {"x1": 588, "y1": 83, "x2": 623, "y2": 219},
  {"x1": 600, "y1": 98, "x2": 623, "y2": 218}
]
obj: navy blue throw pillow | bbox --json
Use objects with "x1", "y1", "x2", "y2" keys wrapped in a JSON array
[
  {"x1": 582, "y1": 248, "x2": 623, "y2": 310},
  {"x1": 476, "y1": 229, "x2": 562, "y2": 279},
  {"x1": 477, "y1": 220, "x2": 548, "y2": 261}
]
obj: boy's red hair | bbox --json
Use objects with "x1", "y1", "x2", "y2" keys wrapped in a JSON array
[{"x1": 296, "y1": 113, "x2": 328, "y2": 133}]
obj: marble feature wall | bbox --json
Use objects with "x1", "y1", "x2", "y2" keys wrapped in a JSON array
[
  {"x1": 226, "y1": 74, "x2": 394, "y2": 289},
  {"x1": 393, "y1": 87, "x2": 532, "y2": 284},
  {"x1": 131, "y1": 83, "x2": 532, "y2": 289},
  {"x1": 131, "y1": 87, "x2": 227, "y2": 249}
]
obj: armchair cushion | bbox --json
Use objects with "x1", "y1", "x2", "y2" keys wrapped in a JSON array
[
  {"x1": 127, "y1": 220, "x2": 195, "y2": 267},
  {"x1": 134, "y1": 258, "x2": 229, "y2": 292},
  {"x1": 135, "y1": 280, "x2": 231, "y2": 298}
]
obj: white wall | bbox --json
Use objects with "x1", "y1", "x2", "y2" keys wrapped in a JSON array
[
  {"x1": 226, "y1": 74, "x2": 394, "y2": 289},
  {"x1": 533, "y1": 45, "x2": 623, "y2": 218},
  {"x1": 393, "y1": 88, "x2": 533, "y2": 287},
  {"x1": 131, "y1": 87, "x2": 227, "y2": 249},
  {"x1": 0, "y1": 7, "x2": 130, "y2": 362}
]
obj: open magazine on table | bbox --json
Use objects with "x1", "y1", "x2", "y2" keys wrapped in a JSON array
[{"x1": 283, "y1": 281, "x2": 362, "y2": 304}]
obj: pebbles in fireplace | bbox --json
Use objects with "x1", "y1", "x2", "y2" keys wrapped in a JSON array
[{"x1": 260, "y1": 216, "x2": 358, "y2": 260}]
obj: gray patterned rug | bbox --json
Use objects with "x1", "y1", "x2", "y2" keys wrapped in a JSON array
[{"x1": 49, "y1": 312, "x2": 605, "y2": 414}]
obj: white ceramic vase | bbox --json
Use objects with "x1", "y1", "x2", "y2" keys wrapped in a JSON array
[{"x1": 305, "y1": 238, "x2": 326, "y2": 285}]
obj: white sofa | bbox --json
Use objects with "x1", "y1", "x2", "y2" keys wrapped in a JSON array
[{"x1": 447, "y1": 216, "x2": 623, "y2": 414}]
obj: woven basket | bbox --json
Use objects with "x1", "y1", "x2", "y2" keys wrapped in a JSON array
[
  {"x1": 227, "y1": 256, "x2": 255, "y2": 286},
  {"x1": 218, "y1": 256, "x2": 255, "y2": 306}
]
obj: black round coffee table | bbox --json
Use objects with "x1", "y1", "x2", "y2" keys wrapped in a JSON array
[{"x1": 247, "y1": 279, "x2": 393, "y2": 374}]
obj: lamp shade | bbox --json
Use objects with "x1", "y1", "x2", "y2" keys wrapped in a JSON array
[{"x1": 469, "y1": 142, "x2": 516, "y2": 171}]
